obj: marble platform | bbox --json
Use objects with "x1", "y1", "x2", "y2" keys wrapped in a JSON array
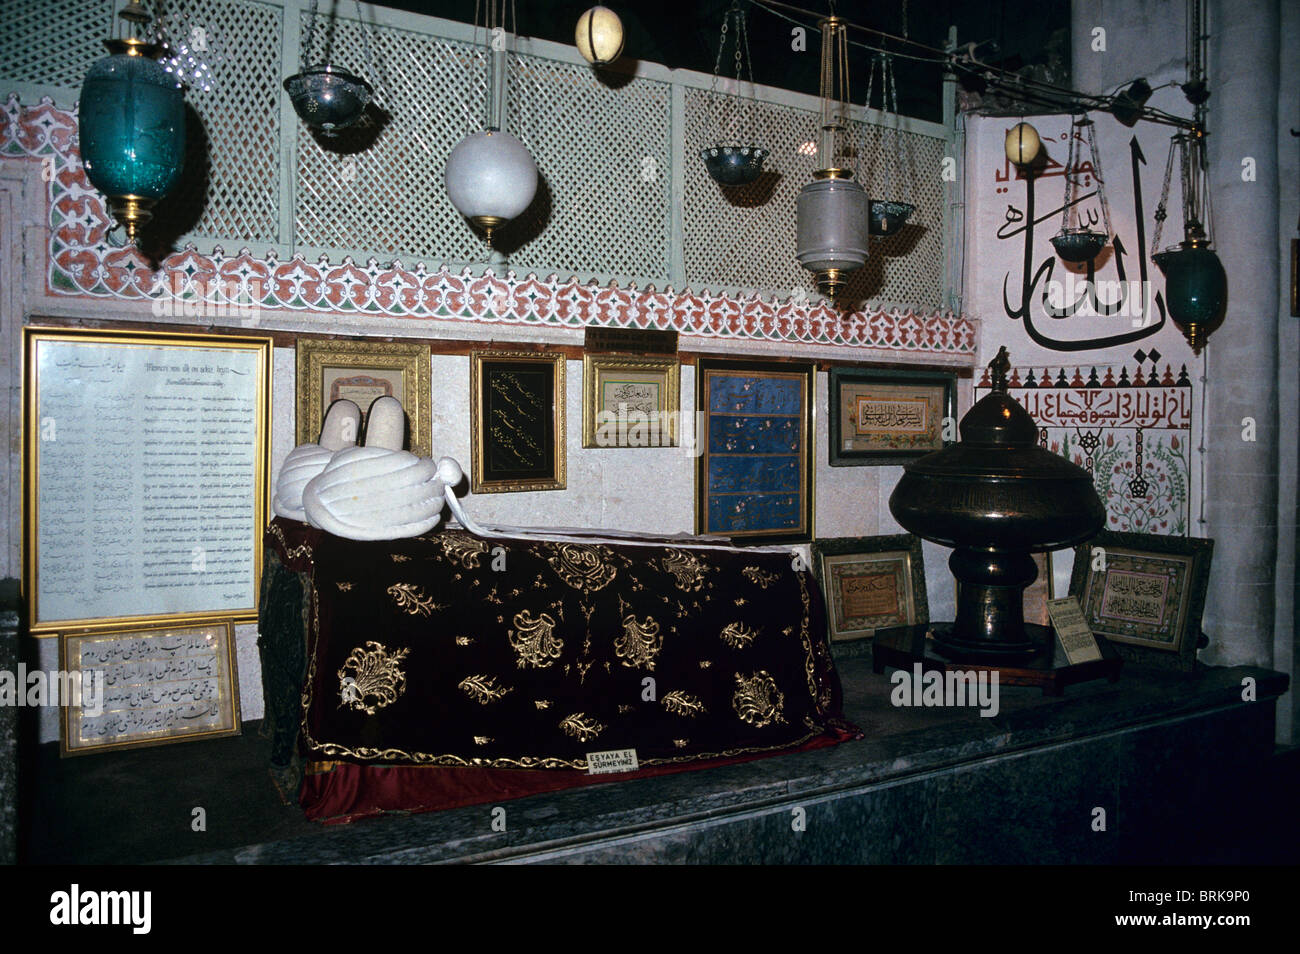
[{"x1": 122, "y1": 653, "x2": 1292, "y2": 865}]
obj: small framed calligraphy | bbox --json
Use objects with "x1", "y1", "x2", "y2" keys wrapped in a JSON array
[
  {"x1": 471, "y1": 351, "x2": 566, "y2": 493},
  {"x1": 812, "y1": 534, "x2": 928, "y2": 642},
  {"x1": 296, "y1": 337, "x2": 432, "y2": 457},
  {"x1": 828, "y1": 366, "x2": 956, "y2": 465},
  {"x1": 59, "y1": 620, "x2": 241, "y2": 756},
  {"x1": 581, "y1": 353, "x2": 680, "y2": 448},
  {"x1": 1068, "y1": 531, "x2": 1214, "y2": 671}
]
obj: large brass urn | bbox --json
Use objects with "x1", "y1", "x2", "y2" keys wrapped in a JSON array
[{"x1": 888, "y1": 348, "x2": 1104, "y2": 660}]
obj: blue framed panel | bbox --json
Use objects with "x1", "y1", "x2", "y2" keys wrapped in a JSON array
[{"x1": 695, "y1": 359, "x2": 814, "y2": 543}]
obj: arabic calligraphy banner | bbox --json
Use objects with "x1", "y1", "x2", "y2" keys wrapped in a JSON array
[{"x1": 975, "y1": 111, "x2": 1191, "y2": 356}]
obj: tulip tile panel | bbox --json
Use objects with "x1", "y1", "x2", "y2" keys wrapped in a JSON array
[{"x1": 975, "y1": 355, "x2": 1194, "y2": 535}]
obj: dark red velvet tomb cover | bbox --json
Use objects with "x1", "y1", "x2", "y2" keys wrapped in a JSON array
[{"x1": 265, "y1": 519, "x2": 860, "y2": 823}]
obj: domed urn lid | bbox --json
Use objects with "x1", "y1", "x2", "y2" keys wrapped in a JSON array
[{"x1": 904, "y1": 346, "x2": 1090, "y2": 482}]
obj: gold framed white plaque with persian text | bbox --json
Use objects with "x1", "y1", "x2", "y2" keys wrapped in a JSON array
[{"x1": 22, "y1": 326, "x2": 271, "y2": 634}]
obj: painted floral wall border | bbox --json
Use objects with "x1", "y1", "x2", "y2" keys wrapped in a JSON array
[{"x1": 3, "y1": 95, "x2": 977, "y2": 357}]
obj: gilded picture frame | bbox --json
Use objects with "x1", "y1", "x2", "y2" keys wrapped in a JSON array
[
  {"x1": 471, "y1": 350, "x2": 567, "y2": 493},
  {"x1": 828, "y1": 366, "x2": 957, "y2": 465},
  {"x1": 22, "y1": 326, "x2": 271, "y2": 635},
  {"x1": 581, "y1": 353, "x2": 680, "y2": 448},
  {"x1": 812, "y1": 534, "x2": 928, "y2": 642},
  {"x1": 295, "y1": 337, "x2": 432, "y2": 457},
  {"x1": 695, "y1": 358, "x2": 814, "y2": 543},
  {"x1": 59, "y1": 620, "x2": 241, "y2": 757},
  {"x1": 1068, "y1": 530, "x2": 1214, "y2": 671}
]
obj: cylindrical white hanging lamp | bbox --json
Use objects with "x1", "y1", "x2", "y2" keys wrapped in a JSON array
[
  {"x1": 797, "y1": 171, "x2": 870, "y2": 298},
  {"x1": 795, "y1": 16, "x2": 868, "y2": 299}
]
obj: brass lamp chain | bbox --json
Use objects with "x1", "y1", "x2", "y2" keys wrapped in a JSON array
[
  {"x1": 708, "y1": 1, "x2": 756, "y2": 144},
  {"x1": 353, "y1": 0, "x2": 379, "y2": 92},
  {"x1": 303, "y1": 0, "x2": 322, "y2": 67},
  {"x1": 1152, "y1": 135, "x2": 1177, "y2": 253},
  {"x1": 1086, "y1": 117, "x2": 1113, "y2": 237},
  {"x1": 817, "y1": 17, "x2": 851, "y2": 170},
  {"x1": 863, "y1": 51, "x2": 912, "y2": 201}
]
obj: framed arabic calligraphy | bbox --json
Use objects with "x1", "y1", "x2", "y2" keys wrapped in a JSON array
[
  {"x1": 581, "y1": 353, "x2": 680, "y2": 448},
  {"x1": 812, "y1": 534, "x2": 928, "y2": 643},
  {"x1": 471, "y1": 351, "x2": 567, "y2": 493},
  {"x1": 60, "y1": 620, "x2": 241, "y2": 756},
  {"x1": 695, "y1": 358, "x2": 814, "y2": 542},
  {"x1": 1067, "y1": 530, "x2": 1213, "y2": 671},
  {"x1": 828, "y1": 367, "x2": 956, "y2": 465}
]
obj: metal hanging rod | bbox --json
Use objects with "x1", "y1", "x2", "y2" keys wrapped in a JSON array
[{"x1": 748, "y1": 0, "x2": 1201, "y2": 132}]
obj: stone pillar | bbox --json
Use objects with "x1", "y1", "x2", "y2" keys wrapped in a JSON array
[
  {"x1": 1272, "y1": 0, "x2": 1299, "y2": 741},
  {"x1": 1200, "y1": 0, "x2": 1280, "y2": 666}
]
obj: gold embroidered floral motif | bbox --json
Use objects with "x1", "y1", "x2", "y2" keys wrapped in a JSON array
[
  {"x1": 618, "y1": 704, "x2": 634, "y2": 714},
  {"x1": 390, "y1": 553, "x2": 411, "y2": 563},
  {"x1": 673, "y1": 739, "x2": 689, "y2": 748},
  {"x1": 458, "y1": 674, "x2": 514, "y2": 705},
  {"x1": 720, "y1": 621, "x2": 759, "y2": 649},
  {"x1": 699, "y1": 660, "x2": 713, "y2": 669},
  {"x1": 509, "y1": 610, "x2": 563, "y2": 668},
  {"x1": 614, "y1": 613, "x2": 662, "y2": 670},
  {"x1": 743, "y1": 566, "x2": 780, "y2": 589},
  {"x1": 338, "y1": 642, "x2": 410, "y2": 715},
  {"x1": 559, "y1": 712, "x2": 605, "y2": 743},
  {"x1": 735, "y1": 597, "x2": 747, "y2": 606},
  {"x1": 660, "y1": 548, "x2": 709, "y2": 592},
  {"x1": 473, "y1": 736, "x2": 492, "y2": 746},
  {"x1": 547, "y1": 543, "x2": 617, "y2": 593},
  {"x1": 441, "y1": 533, "x2": 490, "y2": 568},
  {"x1": 662, "y1": 690, "x2": 706, "y2": 718},
  {"x1": 732, "y1": 671, "x2": 786, "y2": 728},
  {"x1": 455, "y1": 636, "x2": 473, "y2": 646},
  {"x1": 534, "y1": 699, "x2": 552, "y2": 710},
  {"x1": 335, "y1": 582, "x2": 353, "y2": 592},
  {"x1": 387, "y1": 583, "x2": 444, "y2": 617}
]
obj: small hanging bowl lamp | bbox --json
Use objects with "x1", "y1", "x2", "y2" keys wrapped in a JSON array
[
  {"x1": 283, "y1": 0, "x2": 380, "y2": 136},
  {"x1": 700, "y1": 1, "x2": 768, "y2": 186},
  {"x1": 862, "y1": 52, "x2": 915, "y2": 237},
  {"x1": 1049, "y1": 116, "x2": 1111, "y2": 265}
]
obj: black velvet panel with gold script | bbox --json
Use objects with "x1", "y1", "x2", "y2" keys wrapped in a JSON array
[{"x1": 268, "y1": 518, "x2": 855, "y2": 770}]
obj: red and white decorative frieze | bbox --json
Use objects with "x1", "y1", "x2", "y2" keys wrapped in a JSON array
[{"x1": 4, "y1": 95, "x2": 977, "y2": 356}]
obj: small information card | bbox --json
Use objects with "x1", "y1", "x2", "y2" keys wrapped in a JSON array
[
  {"x1": 586, "y1": 748, "x2": 640, "y2": 775},
  {"x1": 1047, "y1": 596, "x2": 1104, "y2": 665}
]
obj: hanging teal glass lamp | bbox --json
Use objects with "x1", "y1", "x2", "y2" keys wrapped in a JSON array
[
  {"x1": 77, "y1": 1, "x2": 185, "y2": 244},
  {"x1": 1151, "y1": 129, "x2": 1226, "y2": 355}
]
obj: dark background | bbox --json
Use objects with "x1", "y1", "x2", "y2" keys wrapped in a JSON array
[{"x1": 363, "y1": 0, "x2": 1072, "y2": 122}]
